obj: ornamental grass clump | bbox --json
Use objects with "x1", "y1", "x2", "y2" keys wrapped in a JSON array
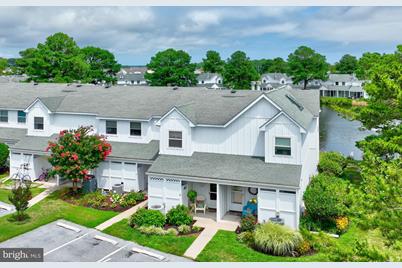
[{"x1": 253, "y1": 222, "x2": 303, "y2": 256}]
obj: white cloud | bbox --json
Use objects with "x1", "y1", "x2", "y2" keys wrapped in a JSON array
[{"x1": 288, "y1": 7, "x2": 402, "y2": 43}]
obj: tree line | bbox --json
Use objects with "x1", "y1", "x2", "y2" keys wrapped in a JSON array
[{"x1": 0, "y1": 32, "x2": 394, "y2": 90}]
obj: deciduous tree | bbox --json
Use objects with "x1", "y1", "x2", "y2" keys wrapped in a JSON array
[
  {"x1": 145, "y1": 48, "x2": 197, "y2": 86},
  {"x1": 287, "y1": 46, "x2": 329, "y2": 89},
  {"x1": 223, "y1": 51, "x2": 259, "y2": 89},
  {"x1": 201, "y1": 50, "x2": 224, "y2": 74},
  {"x1": 334, "y1": 54, "x2": 358, "y2": 74}
]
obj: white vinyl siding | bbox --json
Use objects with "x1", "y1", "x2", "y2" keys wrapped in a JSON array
[{"x1": 96, "y1": 161, "x2": 139, "y2": 192}]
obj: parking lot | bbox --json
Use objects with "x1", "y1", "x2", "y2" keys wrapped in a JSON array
[{"x1": 0, "y1": 220, "x2": 191, "y2": 262}]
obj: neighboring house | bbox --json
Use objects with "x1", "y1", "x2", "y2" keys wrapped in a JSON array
[
  {"x1": 196, "y1": 73, "x2": 223, "y2": 89},
  {"x1": 0, "y1": 83, "x2": 320, "y2": 230},
  {"x1": 117, "y1": 66, "x2": 148, "y2": 86},
  {"x1": 320, "y1": 74, "x2": 367, "y2": 98},
  {"x1": 117, "y1": 73, "x2": 147, "y2": 86},
  {"x1": 0, "y1": 75, "x2": 27, "y2": 83},
  {"x1": 253, "y1": 73, "x2": 293, "y2": 91}
]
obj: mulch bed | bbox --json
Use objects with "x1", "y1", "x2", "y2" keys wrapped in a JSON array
[{"x1": 59, "y1": 188, "x2": 146, "y2": 212}]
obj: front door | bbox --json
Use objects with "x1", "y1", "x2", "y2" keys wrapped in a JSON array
[{"x1": 229, "y1": 186, "x2": 244, "y2": 212}]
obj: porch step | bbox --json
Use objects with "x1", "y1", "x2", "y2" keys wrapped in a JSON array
[{"x1": 183, "y1": 226, "x2": 218, "y2": 259}]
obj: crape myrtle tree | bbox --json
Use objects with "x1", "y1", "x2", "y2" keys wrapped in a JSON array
[
  {"x1": 223, "y1": 51, "x2": 259, "y2": 89},
  {"x1": 145, "y1": 48, "x2": 197, "y2": 86},
  {"x1": 46, "y1": 126, "x2": 112, "y2": 192},
  {"x1": 287, "y1": 46, "x2": 329, "y2": 89}
]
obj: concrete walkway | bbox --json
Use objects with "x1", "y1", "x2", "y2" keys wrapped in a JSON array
[
  {"x1": 95, "y1": 200, "x2": 148, "y2": 231},
  {"x1": 183, "y1": 216, "x2": 239, "y2": 259},
  {"x1": 28, "y1": 183, "x2": 60, "y2": 207}
]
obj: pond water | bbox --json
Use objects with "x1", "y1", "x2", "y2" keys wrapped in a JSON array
[{"x1": 319, "y1": 106, "x2": 374, "y2": 160}]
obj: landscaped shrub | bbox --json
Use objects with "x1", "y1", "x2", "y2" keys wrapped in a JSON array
[
  {"x1": 240, "y1": 215, "x2": 257, "y2": 232},
  {"x1": 83, "y1": 191, "x2": 107, "y2": 207},
  {"x1": 295, "y1": 240, "x2": 311, "y2": 256},
  {"x1": 253, "y1": 222, "x2": 303, "y2": 256},
  {"x1": 237, "y1": 231, "x2": 254, "y2": 247},
  {"x1": 0, "y1": 143, "x2": 9, "y2": 168},
  {"x1": 138, "y1": 226, "x2": 167, "y2": 235},
  {"x1": 129, "y1": 208, "x2": 166, "y2": 227},
  {"x1": 125, "y1": 191, "x2": 145, "y2": 202},
  {"x1": 166, "y1": 228, "x2": 179, "y2": 236},
  {"x1": 166, "y1": 205, "x2": 193, "y2": 226},
  {"x1": 318, "y1": 152, "x2": 347, "y2": 176},
  {"x1": 178, "y1": 225, "x2": 191, "y2": 234},
  {"x1": 335, "y1": 216, "x2": 349, "y2": 234},
  {"x1": 303, "y1": 174, "x2": 349, "y2": 221},
  {"x1": 192, "y1": 226, "x2": 202, "y2": 232},
  {"x1": 8, "y1": 182, "x2": 32, "y2": 222}
]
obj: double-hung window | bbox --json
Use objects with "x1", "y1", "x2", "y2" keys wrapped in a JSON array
[
  {"x1": 130, "y1": 122, "x2": 141, "y2": 136},
  {"x1": 168, "y1": 131, "x2": 182, "y2": 148},
  {"x1": 209, "y1": 184, "x2": 217, "y2": 201},
  {"x1": 0, "y1": 110, "x2": 8, "y2": 122},
  {"x1": 275, "y1": 137, "x2": 291, "y2": 156},
  {"x1": 106, "y1": 120, "x2": 117, "y2": 135},
  {"x1": 34, "y1": 117, "x2": 44, "y2": 130},
  {"x1": 18, "y1": 111, "x2": 26, "y2": 123}
]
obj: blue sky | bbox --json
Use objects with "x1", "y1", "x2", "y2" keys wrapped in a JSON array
[{"x1": 0, "y1": 6, "x2": 401, "y2": 65}]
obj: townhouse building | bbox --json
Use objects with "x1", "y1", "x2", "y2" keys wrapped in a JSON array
[{"x1": 0, "y1": 83, "x2": 319, "y2": 229}]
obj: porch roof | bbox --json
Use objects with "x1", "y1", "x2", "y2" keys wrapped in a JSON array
[
  {"x1": 6, "y1": 132, "x2": 159, "y2": 163},
  {"x1": 0, "y1": 127, "x2": 28, "y2": 145},
  {"x1": 148, "y1": 152, "x2": 302, "y2": 187}
]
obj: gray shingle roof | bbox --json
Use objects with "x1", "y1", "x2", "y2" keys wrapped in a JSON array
[
  {"x1": 197, "y1": 73, "x2": 221, "y2": 81},
  {"x1": 0, "y1": 127, "x2": 27, "y2": 145},
  {"x1": 0, "y1": 83, "x2": 318, "y2": 128},
  {"x1": 328, "y1": 74, "x2": 356, "y2": 82},
  {"x1": 6, "y1": 131, "x2": 159, "y2": 162},
  {"x1": 262, "y1": 73, "x2": 290, "y2": 81},
  {"x1": 148, "y1": 152, "x2": 302, "y2": 187},
  {"x1": 321, "y1": 85, "x2": 364, "y2": 92}
]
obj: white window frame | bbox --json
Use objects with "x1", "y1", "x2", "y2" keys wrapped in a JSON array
[
  {"x1": 168, "y1": 130, "x2": 183, "y2": 149},
  {"x1": 274, "y1": 137, "x2": 292, "y2": 156},
  {"x1": 106, "y1": 120, "x2": 117, "y2": 135},
  {"x1": 34, "y1": 116, "x2": 44, "y2": 130},
  {"x1": 0, "y1": 110, "x2": 8, "y2": 123},
  {"x1": 130, "y1": 121, "x2": 142, "y2": 137}
]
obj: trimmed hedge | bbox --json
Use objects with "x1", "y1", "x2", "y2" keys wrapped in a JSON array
[
  {"x1": 129, "y1": 208, "x2": 166, "y2": 227},
  {"x1": 0, "y1": 143, "x2": 9, "y2": 168},
  {"x1": 166, "y1": 205, "x2": 193, "y2": 226},
  {"x1": 304, "y1": 174, "x2": 349, "y2": 220}
]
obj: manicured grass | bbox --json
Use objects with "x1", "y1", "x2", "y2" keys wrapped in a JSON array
[
  {"x1": 0, "y1": 186, "x2": 45, "y2": 204},
  {"x1": 0, "y1": 172, "x2": 9, "y2": 180},
  {"x1": 0, "y1": 190, "x2": 118, "y2": 242},
  {"x1": 196, "y1": 225, "x2": 401, "y2": 262},
  {"x1": 196, "y1": 230, "x2": 325, "y2": 262},
  {"x1": 103, "y1": 219, "x2": 197, "y2": 256}
]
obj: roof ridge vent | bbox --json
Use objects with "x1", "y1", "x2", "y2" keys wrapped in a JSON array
[{"x1": 286, "y1": 94, "x2": 304, "y2": 111}]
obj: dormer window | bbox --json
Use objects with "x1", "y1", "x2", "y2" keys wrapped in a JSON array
[
  {"x1": 168, "y1": 131, "x2": 182, "y2": 148},
  {"x1": 34, "y1": 117, "x2": 44, "y2": 130},
  {"x1": 275, "y1": 137, "x2": 291, "y2": 156},
  {"x1": 106, "y1": 120, "x2": 117, "y2": 135},
  {"x1": 335, "y1": 82, "x2": 339, "y2": 86},
  {"x1": 0, "y1": 110, "x2": 8, "y2": 122},
  {"x1": 18, "y1": 111, "x2": 26, "y2": 123},
  {"x1": 342, "y1": 82, "x2": 346, "y2": 86}
]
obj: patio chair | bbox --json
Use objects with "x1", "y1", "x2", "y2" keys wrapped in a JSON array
[{"x1": 194, "y1": 195, "x2": 207, "y2": 214}]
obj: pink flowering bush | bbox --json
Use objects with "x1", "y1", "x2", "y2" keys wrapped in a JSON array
[{"x1": 46, "y1": 126, "x2": 111, "y2": 191}]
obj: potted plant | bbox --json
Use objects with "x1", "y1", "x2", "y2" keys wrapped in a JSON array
[{"x1": 187, "y1": 189, "x2": 197, "y2": 207}]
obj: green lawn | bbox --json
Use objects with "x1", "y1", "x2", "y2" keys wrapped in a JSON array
[
  {"x1": 196, "y1": 225, "x2": 401, "y2": 262},
  {"x1": 0, "y1": 190, "x2": 118, "y2": 242},
  {"x1": 103, "y1": 219, "x2": 197, "y2": 256},
  {"x1": 196, "y1": 230, "x2": 325, "y2": 262},
  {"x1": 0, "y1": 186, "x2": 45, "y2": 204}
]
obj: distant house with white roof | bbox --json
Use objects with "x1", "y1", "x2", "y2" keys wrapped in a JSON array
[
  {"x1": 196, "y1": 73, "x2": 223, "y2": 89},
  {"x1": 320, "y1": 74, "x2": 367, "y2": 98}
]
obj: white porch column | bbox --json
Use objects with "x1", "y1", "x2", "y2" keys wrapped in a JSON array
[{"x1": 216, "y1": 183, "x2": 221, "y2": 222}]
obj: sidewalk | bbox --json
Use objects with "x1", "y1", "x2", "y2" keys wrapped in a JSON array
[
  {"x1": 95, "y1": 200, "x2": 148, "y2": 231},
  {"x1": 183, "y1": 216, "x2": 238, "y2": 259}
]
